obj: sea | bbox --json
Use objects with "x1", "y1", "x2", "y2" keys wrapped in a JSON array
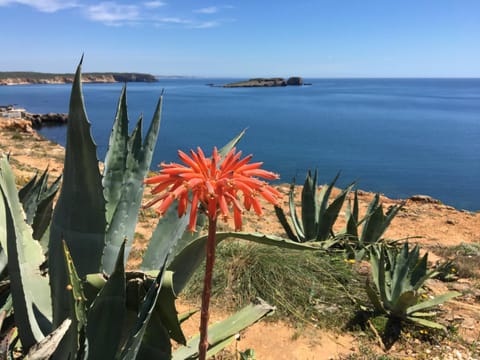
[{"x1": 1, "y1": 78, "x2": 479, "y2": 211}]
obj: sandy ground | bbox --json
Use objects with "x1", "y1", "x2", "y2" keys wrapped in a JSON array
[{"x1": 1, "y1": 118, "x2": 479, "y2": 359}]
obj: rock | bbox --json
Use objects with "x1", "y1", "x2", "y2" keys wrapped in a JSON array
[
  {"x1": 223, "y1": 77, "x2": 305, "y2": 88},
  {"x1": 408, "y1": 194, "x2": 442, "y2": 204},
  {"x1": 24, "y1": 112, "x2": 68, "y2": 128},
  {"x1": 286, "y1": 77, "x2": 303, "y2": 86}
]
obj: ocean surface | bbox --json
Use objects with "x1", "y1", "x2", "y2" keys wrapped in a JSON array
[{"x1": 1, "y1": 78, "x2": 479, "y2": 211}]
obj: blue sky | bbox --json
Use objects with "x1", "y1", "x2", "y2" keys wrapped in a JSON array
[{"x1": 1, "y1": 0, "x2": 479, "y2": 77}]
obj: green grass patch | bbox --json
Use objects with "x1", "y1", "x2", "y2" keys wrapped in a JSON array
[{"x1": 182, "y1": 240, "x2": 368, "y2": 328}]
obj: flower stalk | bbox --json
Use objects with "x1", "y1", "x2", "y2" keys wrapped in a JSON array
[{"x1": 144, "y1": 147, "x2": 279, "y2": 359}]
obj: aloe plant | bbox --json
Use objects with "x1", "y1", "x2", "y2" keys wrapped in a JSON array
[
  {"x1": 366, "y1": 243, "x2": 460, "y2": 330},
  {"x1": 275, "y1": 170, "x2": 354, "y2": 247}
]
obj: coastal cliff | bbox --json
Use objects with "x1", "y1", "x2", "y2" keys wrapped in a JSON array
[
  {"x1": 223, "y1": 76, "x2": 304, "y2": 88},
  {"x1": 0, "y1": 72, "x2": 157, "y2": 85}
]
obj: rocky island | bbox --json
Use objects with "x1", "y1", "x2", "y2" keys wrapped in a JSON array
[
  {"x1": 0, "y1": 72, "x2": 158, "y2": 85},
  {"x1": 222, "y1": 76, "x2": 304, "y2": 88}
]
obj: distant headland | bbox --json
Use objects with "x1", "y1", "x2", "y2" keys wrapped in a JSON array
[
  {"x1": 216, "y1": 77, "x2": 308, "y2": 88},
  {"x1": 0, "y1": 72, "x2": 158, "y2": 85}
]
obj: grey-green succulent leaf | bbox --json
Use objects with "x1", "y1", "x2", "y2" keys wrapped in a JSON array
[
  {"x1": 118, "y1": 260, "x2": 170, "y2": 360},
  {"x1": 87, "y1": 241, "x2": 127, "y2": 360},
  {"x1": 49, "y1": 60, "x2": 107, "y2": 344},
  {"x1": 102, "y1": 95, "x2": 163, "y2": 275},
  {"x1": 0, "y1": 156, "x2": 52, "y2": 349},
  {"x1": 172, "y1": 299, "x2": 274, "y2": 360}
]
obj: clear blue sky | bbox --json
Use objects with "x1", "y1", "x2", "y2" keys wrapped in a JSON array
[{"x1": 1, "y1": 0, "x2": 479, "y2": 77}]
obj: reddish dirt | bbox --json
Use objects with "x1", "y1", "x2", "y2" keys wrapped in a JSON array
[{"x1": 1, "y1": 119, "x2": 479, "y2": 359}]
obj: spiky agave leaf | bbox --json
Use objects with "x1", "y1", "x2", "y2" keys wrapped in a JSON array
[
  {"x1": 87, "y1": 241, "x2": 127, "y2": 360},
  {"x1": 48, "y1": 59, "x2": 107, "y2": 345},
  {"x1": 0, "y1": 157, "x2": 52, "y2": 349},
  {"x1": 102, "y1": 94, "x2": 163, "y2": 275}
]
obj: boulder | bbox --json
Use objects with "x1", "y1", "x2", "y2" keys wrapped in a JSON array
[{"x1": 286, "y1": 77, "x2": 304, "y2": 86}]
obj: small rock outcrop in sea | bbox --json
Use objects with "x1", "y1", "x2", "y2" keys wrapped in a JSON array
[
  {"x1": 24, "y1": 113, "x2": 68, "y2": 128},
  {"x1": 222, "y1": 77, "x2": 305, "y2": 88},
  {"x1": 286, "y1": 77, "x2": 303, "y2": 86}
]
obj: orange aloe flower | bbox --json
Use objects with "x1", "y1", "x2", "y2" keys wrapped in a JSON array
[{"x1": 144, "y1": 146, "x2": 280, "y2": 231}]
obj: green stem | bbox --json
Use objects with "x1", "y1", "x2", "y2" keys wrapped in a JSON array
[{"x1": 198, "y1": 216, "x2": 217, "y2": 360}]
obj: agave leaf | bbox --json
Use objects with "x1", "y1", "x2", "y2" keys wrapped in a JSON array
[
  {"x1": 410, "y1": 252, "x2": 428, "y2": 288},
  {"x1": 390, "y1": 243, "x2": 410, "y2": 301},
  {"x1": 169, "y1": 231, "x2": 319, "y2": 294},
  {"x1": 406, "y1": 316, "x2": 446, "y2": 331},
  {"x1": 316, "y1": 182, "x2": 354, "y2": 241},
  {"x1": 365, "y1": 281, "x2": 384, "y2": 314},
  {"x1": 59, "y1": 241, "x2": 87, "y2": 359},
  {"x1": 172, "y1": 299, "x2": 274, "y2": 360},
  {"x1": 288, "y1": 181, "x2": 304, "y2": 240},
  {"x1": 344, "y1": 191, "x2": 359, "y2": 240},
  {"x1": 152, "y1": 271, "x2": 186, "y2": 345},
  {"x1": 317, "y1": 172, "x2": 340, "y2": 219},
  {"x1": 18, "y1": 170, "x2": 43, "y2": 225},
  {"x1": 103, "y1": 85, "x2": 129, "y2": 225},
  {"x1": 274, "y1": 205, "x2": 299, "y2": 242},
  {"x1": 0, "y1": 157, "x2": 52, "y2": 349},
  {"x1": 119, "y1": 260, "x2": 170, "y2": 360},
  {"x1": 377, "y1": 247, "x2": 389, "y2": 306},
  {"x1": 87, "y1": 241, "x2": 127, "y2": 360},
  {"x1": 218, "y1": 128, "x2": 246, "y2": 158},
  {"x1": 406, "y1": 292, "x2": 461, "y2": 315},
  {"x1": 18, "y1": 172, "x2": 38, "y2": 205},
  {"x1": 301, "y1": 170, "x2": 318, "y2": 240},
  {"x1": 391, "y1": 290, "x2": 418, "y2": 317},
  {"x1": 49, "y1": 60, "x2": 107, "y2": 341},
  {"x1": 31, "y1": 174, "x2": 61, "y2": 241},
  {"x1": 26, "y1": 318, "x2": 72, "y2": 360},
  {"x1": 178, "y1": 309, "x2": 198, "y2": 324},
  {"x1": 140, "y1": 202, "x2": 190, "y2": 271},
  {"x1": 361, "y1": 203, "x2": 385, "y2": 244},
  {"x1": 205, "y1": 336, "x2": 236, "y2": 359},
  {"x1": 102, "y1": 95, "x2": 163, "y2": 274}
]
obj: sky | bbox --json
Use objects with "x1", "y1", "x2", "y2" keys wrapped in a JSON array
[{"x1": 1, "y1": 0, "x2": 479, "y2": 77}]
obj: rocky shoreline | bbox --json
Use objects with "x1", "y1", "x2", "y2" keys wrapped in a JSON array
[
  {"x1": 24, "y1": 112, "x2": 68, "y2": 128},
  {"x1": 0, "y1": 72, "x2": 157, "y2": 86}
]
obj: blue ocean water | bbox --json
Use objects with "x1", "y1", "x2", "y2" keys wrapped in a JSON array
[{"x1": 1, "y1": 78, "x2": 479, "y2": 211}]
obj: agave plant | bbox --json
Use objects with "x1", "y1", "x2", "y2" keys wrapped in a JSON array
[
  {"x1": 366, "y1": 243, "x2": 460, "y2": 330},
  {"x1": 343, "y1": 192, "x2": 404, "y2": 260},
  {"x1": 274, "y1": 170, "x2": 354, "y2": 247},
  {"x1": 0, "y1": 59, "x2": 316, "y2": 359}
]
